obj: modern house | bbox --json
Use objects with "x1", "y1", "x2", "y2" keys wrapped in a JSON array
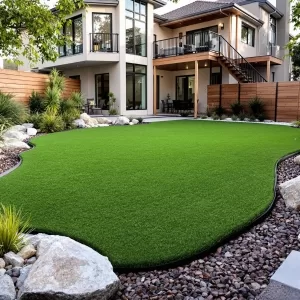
[{"x1": 20, "y1": 0, "x2": 291, "y2": 117}]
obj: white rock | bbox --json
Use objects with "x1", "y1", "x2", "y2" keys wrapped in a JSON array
[
  {"x1": 95, "y1": 117, "x2": 111, "y2": 124},
  {"x1": 4, "y1": 252, "x2": 24, "y2": 267},
  {"x1": 3, "y1": 130, "x2": 29, "y2": 141},
  {"x1": 10, "y1": 125, "x2": 27, "y2": 132},
  {"x1": 224, "y1": 251, "x2": 233, "y2": 258},
  {"x1": 79, "y1": 113, "x2": 90, "y2": 122},
  {"x1": 115, "y1": 116, "x2": 130, "y2": 125},
  {"x1": 0, "y1": 258, "x2": 5, "y2": 269},
  {"x1": 19, "y1": 234, "x2": 120, "y2": 300},
  {"x1": 132, "y1": 119, "x2": 139, "y2": 125},
  {"x1": 2, "y1": 139, "x2": 30, "y2": 150},
  {"x1": 73, "y1": 119, "x2": 86, "y2": 128},
  {"x1": 99, "y1": 124, "x2": 110, "y2": 127},
  {"x1": 17, "y1": 244, "x2": 36, "y2": 260},
  {"x1": 0, "y1": 269, "x2": 5, "y2": 276},
  {"x1": 279, "y1": 175, "x2": 300, "y2": 209},
  {"x1": 129, "y1": 122, "x2": 134, "y2": 126},
  {"x1": 294, "y1": 155, "x2": 300, "y2": 165},
  {"x1": 27, "y1": 128, "x2": 37, "y2": 136},
  {"x1": 16, "y1": 265, "x2": 32, "y2": 289},
  {"x1": 22, "y1": 123, "x2": 34, "y2": 129},
  {"x1": 0, "y1": 275, "x2": 16, "y2": 300}
]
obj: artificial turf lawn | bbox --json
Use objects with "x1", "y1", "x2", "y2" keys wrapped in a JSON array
[{"x1": 0, "y1": 120, "x2": 300, "y2": 268}]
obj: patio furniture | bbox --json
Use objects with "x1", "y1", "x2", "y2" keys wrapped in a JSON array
[
  {"x1": 92, "y1": 99, "x2": 105, "y2": 115},
  {"x1": 161, "y1": 100, "x2": 173, "y2": 113}
]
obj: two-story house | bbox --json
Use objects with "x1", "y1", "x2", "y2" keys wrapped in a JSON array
[{"x1": 21, "y1": 0, "x2": 291, "y2": 117}]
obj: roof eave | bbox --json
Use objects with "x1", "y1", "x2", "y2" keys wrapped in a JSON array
[{"x1": 259, "y1": 1, "x2": 283, "y2": 19}]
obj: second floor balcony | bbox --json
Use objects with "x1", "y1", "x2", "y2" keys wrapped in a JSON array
[{"x1": 90, "y1": 33, "x2": 119, "y2": 53}]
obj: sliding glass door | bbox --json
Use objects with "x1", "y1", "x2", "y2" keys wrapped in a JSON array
[
  {"x1": 176, "y1": 76, "x2": 195, "y2": 101},
  {"x1": 95, "y1": 74, "x2": 109, "y2": 109}
]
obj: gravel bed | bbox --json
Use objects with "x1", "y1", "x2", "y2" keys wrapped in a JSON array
[
  {"x1": 0, "y1": 148, "x2": 24, "y2": 175},
  {"x1": 115, "y1": 155, "x2": 300, "y2": 300}
]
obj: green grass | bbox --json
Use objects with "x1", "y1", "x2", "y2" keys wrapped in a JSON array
[{"x1": 0, "y1": 121, "x2": 299, "y2": 268}]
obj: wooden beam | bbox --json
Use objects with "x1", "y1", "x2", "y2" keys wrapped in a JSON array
[
  {"x1": 266, "y1": 60, "x2": 271, "y2": 82},
  {"x1": 153, "y1": 66, "x2": 157, "y2": 115},
  {"x1": 194, "y1": 60, "x2": 199, "y2": 119},
  {"x1": 235, "y1": 15, "x2": 239, "y2": 51}
]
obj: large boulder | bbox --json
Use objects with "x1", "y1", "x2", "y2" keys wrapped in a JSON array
[
  {"x1": 2, "y1": 138, "x2": 30, "y2": 150},
  {"x1": 79, "y1": 113, "x2": 98, "y2": 127},
  {"x1": 4, "y1": 252, "x2": 24, "y2": 267},
  {"x1": 18, "y1": 234, "x2": 120, "y2": 300},
  {"x1": 294, "y1": 155, "x2": 300, "y2": 165},
  {"x1": 3, "y1": 130, "x2": 29, "y2": 141},
  {"x1": 279, "y1": 175, "x2": 300, "y2": 209},
  {"x1": 10, "y1": 125, "x2": 27, "y2": 133},
  {"x1": 79, "y1": 113, "x2": 90, "y2": 123},
  {"x1": 73, "y1": 119, "x2": 86, "y2": 128},
  {"x1": 27, "y1": 128, "x2": 37, "y2": 136},
  {"x1": 95, "y1": 117, "x2": 112, "y2": 125},
  {"x1": 22, "y1": 123, "x2": 34, "y2": 129},
  {"x1": 132, "y1": 119, "x2": 139, "y2": 125},
  {"x1": 0, "y1": 275, "x2": 16, "y2": 300},
  {"x1": 115, "y1": 116, "x2": 130, "y2": 125}
]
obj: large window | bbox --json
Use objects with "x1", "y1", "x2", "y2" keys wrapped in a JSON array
[
  {"x1": 269, "y1": 16, "x2": 276, "y2": 46},
  {"x1": 126, "y1": 0, "x2": 147, "y2": 57},
  {"x1": 95, "y1": 74, "x2": 110, "y2": 109},
  {"x1": 241, "y1": 23, "x2": 255, "y2": 47},
  {"x1": 126, "y1": 64, "x2": 147, "y2": 110},
  {"x1": 59, "y1": 15, "x2": 83, "y2": 57},
  {"x1": 92, "y1": 13, "x2": 113, "y2": 52}
]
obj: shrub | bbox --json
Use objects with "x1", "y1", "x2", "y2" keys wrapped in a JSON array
[
  {"x1": 201, "y1": 115, "x2": 208, "y2": 119},
  {"x1": 231, "y1": 115, "x2": 239, "y2": 121},
  {"x1": 239, "y1": 113, "x2": 246, "y2": 121},
  {"x1": 0, "y1": 204, "x2": 31, "y2": 256},
  {"x1": 29, "y1": 91, "x2": 45, "y2": 114},
  {"x1": 109, "y1": 108, "x2": 118, "y2": 115},
  {"x1": 0, "y1": 91, "x2": 28, "y2": 124},
  {"x1": 48, "y1": 69, "x2": 64, "y2": 92},
  {"x1": 207, "y1": 107, "x2": 212, "y2": 117},
  {"x1": 44, "y1": 86, "x2": 61, "y2": 114},
  {"x1": 220, "y1": 114, "x2": 227, "y2": 120},
  {"x1": 249, "y1": 97, "x2": 264, "y2": 118},
  {"x1": 213, "y1": 105, "x2": 226, "y2": 117},
  {"x1": 293, "y1": 120, "x2": 300, "y2": 128},
  {"x1": 61, "y1": 111, "x2": 79, "y2": 130},
  {"x1": 212, "y1": 113, "x2": 219, "y2": 120},
  {"x1": 0, "y1": 117, "x2": 12, "y2": 141},
  {"x1": 137, "y1": 117, "x2": 143, "y2": 124},
  {"x1": 180, "y1": 111, "x2": 190, "y2": 117},
  {"x1": 257, "y1": 114, "x2": 266, "y2": 122},
  {"x1": 26, "y1": 113, "x2": 43, "y2": 129},
  {"x1": 249, "y1": 115, "x2": 256, "y2": 122},
  {"x1": 230, "y1": 101, "x2": 244, "y2": 116},
  {"x1": 69, "y1": 92, "x2": 84, "y2": 109},
  {"x1": 40, "y1": 113, "x2": 65, "y2": 133}
]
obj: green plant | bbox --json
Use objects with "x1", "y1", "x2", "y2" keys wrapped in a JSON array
[
  {"x1": 180, "y1": 111, "x2": 190, "y2": 117},
  {"x1": 40, "y1": 113, "x2": 65, "y2": 133},
  {"x1": 26, "y1": 113, "x2": 43, "y2": 129},
  {"x1": 0, "y1": 91, "x2": 28, "y2": 124},
  {"x1": 49, "y1": 69, "x2": 65, "y2": 92},
  {"x1": 44, "y1": 86, "x2": 61, "y2": 114},
  {"x1": 137, "y1": 117, "x2": 143, "y2": 124},
  {"x1": 230, "y1": 101, "x2": 244, "y2": 116},
  {"x1": 239, "y1": 113, "x2": 246, "y2": 121},
  {"x1": 61, "y1": 111, "x2": 79, "y2": 129},
  {"x1": 213, "y1": 106, "x2": 226, "y2": 117},
  {"x1": 0, "y1": 204, "x2": 31, "y2": 256},
  {"x1": 293, "y1": 120, "x2": 300, "y2": 128},
  {"x1": 220, "y1": 114, "x2": 227, "y2": 120},
  {"x1": 231, "y1": 115, "x2": 239, "y2": 121},
  {"x1": 249, "y1": 115, "x2": 256, "y2": 122},
  {"x1": 249, "y1": 97, "x2": 265, "y2": 118},
  {"x1": 109, "y1": 108, "x2": 118, "y2": 116},
  {"x1": 69, "y1": 92, "x2": 84, "y2": 109},
  {"x1": 201, "y1": 115, "x2": 208, "y2": 119},
  {"x1": 207, "y1": 107, "x2": 212, "y2": 117},
  {"x1": 212, "y1": 113, "x2": 219, "y2": 120},
  {"x1": 29, "y1": 91, "x2": 45, "y2": 114},
  {"x1": 0, "y1": 117, "x2": 12, "y2": 141},
  {"x1": 257, "y1": 114, "x2": 266, "y2": 122}
]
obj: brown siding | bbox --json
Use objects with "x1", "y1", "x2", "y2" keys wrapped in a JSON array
[
  {"x1": 0, "y1": 69, "x2": 80, "y2": 105},
  {"x1": 207, "y1": 82, "x2": 300, "y2": 122}
]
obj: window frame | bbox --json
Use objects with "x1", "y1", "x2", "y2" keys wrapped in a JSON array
[
  {"x1": 92, "y1": 12, "x2": 113, "y2": 34},
  {"x1": 126, "y1": 0, "x2": 147, "y2": 57},
  {"x1": 269, "y1": 16, "x2": 277, "y2": 46},
  {"x1": 59, "y1": 14, "x2": 83, "y2": 57},
  {"x1": 241, "y1": 23, "x2": 255, "y2": 47},
  {"x1": 126, "y1": 63, "x2": 147, "y2": 110}
]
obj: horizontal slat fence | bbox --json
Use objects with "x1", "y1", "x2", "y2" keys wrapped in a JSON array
[
  {"x1": 208, "y1": 82, "x2": 300, "y2": 122},
  {"x1": 0, "y1": 69, "x2": 80, "y2": 105}
]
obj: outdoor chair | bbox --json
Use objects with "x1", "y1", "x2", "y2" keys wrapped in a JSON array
[{"x1": 92, "y1": 99, "x2": 105, "y2": 115}]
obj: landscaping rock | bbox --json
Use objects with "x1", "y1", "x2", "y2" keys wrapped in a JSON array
[
  {"x1": 0, "y1": 269, "x2": 6, "y2": 276},
  {"x1": 16, "y1": 266, "x2": 32, "y2": 289},
  {"x1": 132, "y1": 119, "x2": 139, "y2": 125},
  {"x1": 99, "y1": 124, "x2": 110, "y2": 128},
  {"x1": 4, "y1": 252, "x2": 24, "y2": 267},
  {"x1": 26, "y1": 257, "x2": 36, "y2": 265},
  {"x1": 19, "y1": 234, "x2": 120, "y2": 300},
  {"x1": 26, "y1": 128, "x2": 37, "y2": 136},
  {"x1": 22, "y1": 123, "x2": 34, "y2": 129},
  {"x1": 129, "y1": 122, "x2": 134, "y2": 126},
  {"x1": 294, "y1": 155, "x2": 300, "y2": 165},
  {"x1": 0, "y1": 258, "x2": 5, "y2": 269},
  {"x1": 0, "y1": 275, "x2": 16, "y2": 300},
  {"x1": 3, "y1": 130, "x2": 28, "y2": 141},
  {"x1": 2, "y1": 139, "x2": 30, "y2": 150},
  {"x1": 96, "y1": 117, "x2": 111, "y2": 124},
  {"x1": 10, "y1": 125, "x2": 27, "y2": 133},
  {"x1": 17, "y1": 245, "x2": 36, "y2": 260},
  {"x1": 279, "y1": 175, "x2": 300, "y2": 209},
  {"x1": 115, "y1": 116, "x2": 130, "y2": 125},
  {"x1": 73, "y1": 119, "x2": 86, "y2": 128}
]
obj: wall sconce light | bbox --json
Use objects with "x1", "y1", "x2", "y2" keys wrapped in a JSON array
[
  {"x1": 186, "y1": 65, "x2": 189, "y2": 70},
  {"x1": 179, "y1": 32, "x2": 183, "y2": 39},
  {"x1": 219, "y1": 23, "x2": 224, "y2": 30},
  {"x1": 204, "y1": 62, "x2": 208, "y2": 67}
]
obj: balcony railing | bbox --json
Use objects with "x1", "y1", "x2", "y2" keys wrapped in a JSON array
[
  {"x1": 90, "y1": 33, "x2": 119, "y2": 53},
  {"x1": 153, "y1": 31, "x2": 219, "y2": 59}
]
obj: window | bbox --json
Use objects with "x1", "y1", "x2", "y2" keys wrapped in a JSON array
[
  {"x1": 93, "y1": 13, "x2": 112, "y2": 34},
  {"x1": 126, "y1": 64, "x2": 147, "y2": 110},
  {"x1": 211, "y1": 73, "x2": 222, "y2": 85},
  {"x1": 92, "y1": 13, "x2": 113, "y2": 52},
  {"x1": 59, "y1": 15, "x2": 83, "y2": 57},
  {"x1": 241, "y1": 23, "x2": 255, "y2": 47},
  {"x1": 126, "y1": 0, "x2": 147, "y2": 57},
  {"x1": 95, "y1": 74, "x2": 110, "y2": 109},
  {"x1": 270, "y1": 16, "x2": 276, "y2": 46},
  {"x1": 272, "y1": 72, "x2": 275, "y2": 82}
]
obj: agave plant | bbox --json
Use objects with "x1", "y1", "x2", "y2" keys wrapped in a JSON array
[{"x1": 44, "y1": 86, "x2": 61, "y2": 115}]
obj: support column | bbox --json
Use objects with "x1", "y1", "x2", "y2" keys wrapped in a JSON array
[
  {"x1": 194, "y1": 60, "x2": 199, "y2": 119},
  {"x1": 153, "y1": 66, "x2": 157, "y2": 115},
  {"x1": 267, "y1": 60, "x2": 271, "y2": 82},
  {"x1": 228, "y1": 14, "x2": 232, "y2": 58},
  {"x1": 235, "y1": 15, "x2": 239, "y2": 51}
]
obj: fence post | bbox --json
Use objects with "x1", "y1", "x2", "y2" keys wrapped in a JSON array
[
  {"x1": 219, "y1": 84, "x2": 222, "y2": 108},
  {"x1": 274, "y1": 82, "x2": 278, "y2": 122}
]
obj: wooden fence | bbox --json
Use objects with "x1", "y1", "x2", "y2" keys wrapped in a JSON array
[
  {"x1": 0, "y1": 69, "x2": 80, "y2": 105},
  {"x1": 207, "y1": 82, "x2": 300, "y2": 122}
]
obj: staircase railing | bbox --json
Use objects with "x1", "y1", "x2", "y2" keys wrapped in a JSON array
[{"x1": 211, "y1": 31, "x2": 267, "y2": 83}]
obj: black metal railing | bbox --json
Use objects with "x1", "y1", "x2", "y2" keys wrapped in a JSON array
[
  {"x1": 153, "y1": 31, "x2": 266, "y2": 83},
  {"x1": 90, "y1": 33, "x2": 119, "y2": 53},
  {"x1": 217, "y1": 33, "x2": 266, "y2": 83}
]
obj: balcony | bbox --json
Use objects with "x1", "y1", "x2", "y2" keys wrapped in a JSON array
[{"x1": 90, "y1": 33, "x2": 119, "y2": 53}]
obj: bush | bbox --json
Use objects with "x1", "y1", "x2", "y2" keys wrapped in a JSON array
[
  {"x1": 257, "y1": 114, "x2": 266, "y2": 122},
  {"x1": 212, "y1": 113, "x2": 219, "y2": 120},
  {"x1": 239, "y1": 113, "x2": 246, "y2": 121},
  {"x1": 0, "y1": 91, "x2": 28, "y2": 124},
  {"x1": 26, "y1": 113, "x2": 43, "y2": 129},
  {"x1": 220, "y1": 114, "x2": 227, "y2": 120},
  {"x1": 213, "y1": 106, "x2": 226, "y2": 117},
  {"x1": 61, "y1": 111, "x2": 79, "y2": 130},
  {"x1": 293, "y1": 120, "x2": 300, "y2": 128},
  {"x1": 0, "y1": 117, "x2": 12, "y2": 141},
  {"x1": 69, "y1": 92, "x2": 84, "y2": 109},
  {"x1": 49, "y1": 69, "x2": 64, "y2": 92},
  {"x1": 44, "y1": 86, "x2": 61, "y2": 114},
  {"x1": 249, "y1": 97, "x2": 264, "y2": 118},
  {"x1": 249, "y1": 115, "x2": 256, "y2": 122},
  {"x1": 201, "y1": 115, "x2": 208, "y2": 119},
  {"x1": 231, "y1": 115, "x2": 239, "y2": 121},
  {"x1": 29, "y1": 91, "x2": 45, "y2": 114},
  {"x1": 109, "y1": 108, "x2": 118, "y2": 115},
  {"x1": 137, "y1": 117, "x2": 143, "y2": 124},
  {"x1": 207, "y1": 107, "x2": 212, "y2": 117},
  {"x1": 180, "y1": 111, "x2": 190, "y2": 117},
  {"x1": 0, "y1": 204, "x2": 31, "y2": 256},
  {"x1": 40, "y1": 113, "x2": 65, "y2": 133},
  {"x1": 230, "y1": 101, "x2": 244, "y2": 116}
]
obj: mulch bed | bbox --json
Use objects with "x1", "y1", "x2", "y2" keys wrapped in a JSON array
[{"x1": 115, "y1": 156, "x2": 300, "y2": 300}]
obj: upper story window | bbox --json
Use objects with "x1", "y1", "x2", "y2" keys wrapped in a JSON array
[
  {"x1": 59, "y1": 15, "x2": 83, "y2": 57},
  {"x1": 270, "y1": 16, "x2": 277, "y2": 46},
  {"x1": 126, "y1": 0, "x2": 147, "y2": 57},
  {"x1": 241, "y1": 23, "x2": 255, "y2": 47}
]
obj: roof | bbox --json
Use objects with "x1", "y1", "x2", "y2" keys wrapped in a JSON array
[{"x1": 84, "y1": 0, "x2": 166, "y2": 8}]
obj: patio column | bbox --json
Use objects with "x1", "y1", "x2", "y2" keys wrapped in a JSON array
[
  {"x1": 153, "y1": 65, "x2": 157, "y2": 115},
  {"x1": 266, "y1": 60, "x2": 271, "y2": 82},
  {"x1": 194, "y1": 60, "x2": 199, "y2": 119}
]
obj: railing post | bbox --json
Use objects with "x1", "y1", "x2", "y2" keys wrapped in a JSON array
[{"x1": 218, "y1": 35, "x2": 221, "y2": 56}]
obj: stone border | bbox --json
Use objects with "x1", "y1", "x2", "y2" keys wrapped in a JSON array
[{"x1": 0, "y1": 134, "x2": 299, "y2": 272}]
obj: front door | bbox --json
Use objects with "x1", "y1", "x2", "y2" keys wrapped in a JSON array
[
  {"x1": 176, "y1": 76, "x2": 195, "y2": 101},
  {"x1": 95, "y1": 73, "x2": 109, "y2": 109}
]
